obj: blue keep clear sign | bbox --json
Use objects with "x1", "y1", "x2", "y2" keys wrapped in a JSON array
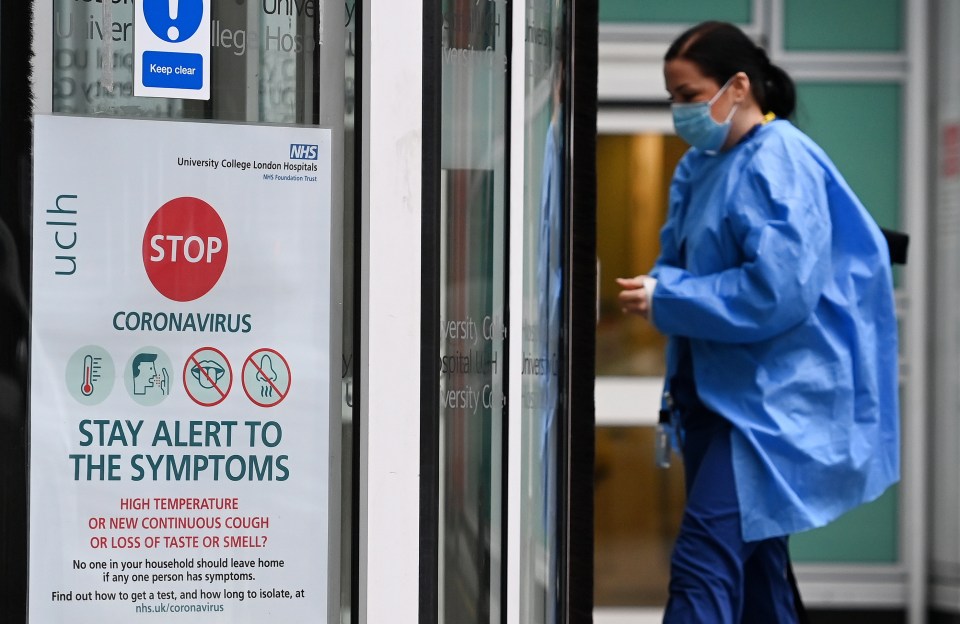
[{"x1": 135, "y1": 0, "x2": 211, "y2": 100}]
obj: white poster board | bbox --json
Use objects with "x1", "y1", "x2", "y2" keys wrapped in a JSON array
[{"x1": 29, "y1": 115, "x2": 332, "y2": 622}]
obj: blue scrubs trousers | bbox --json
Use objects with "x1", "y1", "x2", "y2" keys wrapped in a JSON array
[{"x1": 663, "y1": 408, "x2": 798, "y2": 624}]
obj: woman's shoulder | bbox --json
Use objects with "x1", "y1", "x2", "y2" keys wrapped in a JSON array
[
  {"x1": 752, "y1": 119, "x2": 827, "y2": 162},
  {"x1": 675, "y1": 120, "x2": 827, "y2": 182},
  {"x1": 746, "y1": 120, "x2": 833, "y2": 178},
  {"x1": 727, "y1": 121, "x2": 838, "y2": 204}
]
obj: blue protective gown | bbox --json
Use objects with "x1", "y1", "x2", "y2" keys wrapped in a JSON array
[{"x1": 650, "y1": 119, "x2": 900, "y2": 542}]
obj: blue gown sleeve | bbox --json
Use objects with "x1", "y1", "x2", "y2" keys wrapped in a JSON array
[{"x1": 650, "y1": 154, "x2": 832, "y2": 344}]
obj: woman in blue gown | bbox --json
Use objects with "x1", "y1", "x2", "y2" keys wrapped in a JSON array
[{"x1": 617, "y1": 21, "x2": 900, "y2": 623}]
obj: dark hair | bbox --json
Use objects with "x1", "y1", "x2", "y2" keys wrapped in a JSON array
[{"x1": 665, "y1": 21, "x2": 796, "y2": 119}]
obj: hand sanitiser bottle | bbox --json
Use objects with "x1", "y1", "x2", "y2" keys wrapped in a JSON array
[{"x1": 655, "y1": 408, "x2": 673, "y2": 469}]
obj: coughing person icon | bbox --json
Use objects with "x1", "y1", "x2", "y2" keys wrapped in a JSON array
[
  {"x1": 127, "y1": 348, "x2": 172, "y2": 406},
  {"x1": 132, "y1": 352, "x2": 160, "y2": 396}
]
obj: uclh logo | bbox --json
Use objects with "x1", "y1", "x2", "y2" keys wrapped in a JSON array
[{"x1": 289, "y1": 144, "x2": 319, "y2": 160}]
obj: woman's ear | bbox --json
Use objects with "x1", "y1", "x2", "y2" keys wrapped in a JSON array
[{"x1": 732, "y1": 71, "x2": 752, "y2": 103}]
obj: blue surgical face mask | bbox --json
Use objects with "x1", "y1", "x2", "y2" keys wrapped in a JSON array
[{"x1": 671, "y1": 77, "x2": 739, "y2": 153}]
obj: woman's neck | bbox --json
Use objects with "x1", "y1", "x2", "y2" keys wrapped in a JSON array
[{"x1": 723, "y1": 103, "x2": 767, "y2": 150}]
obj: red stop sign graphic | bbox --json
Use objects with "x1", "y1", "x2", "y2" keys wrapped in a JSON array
[{"x1": 142, "y1": 197, "x2": 228, "y2": 302}]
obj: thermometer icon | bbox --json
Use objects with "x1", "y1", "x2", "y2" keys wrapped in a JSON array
[{"x1": 80, "y1": 354, "x2": 100, "y2": 397}]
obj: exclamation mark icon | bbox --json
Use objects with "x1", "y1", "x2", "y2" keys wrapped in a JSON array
[{"x1": 167, "y1": 0, "x2": 180, "y2": 41}]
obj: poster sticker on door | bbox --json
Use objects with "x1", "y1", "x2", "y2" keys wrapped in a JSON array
[
  {"x1": 142, "y1": 196, "x2": 228, "y2": 302},
  {"x1": 66, "y1": 346, "x2": 116, "y2": 406},
  {"x1": 184, "y1": 346, "x2": 233, "y2": 406},
  {"x1": 124, "y1": 346, "x2": 173, "y2": 406},
  {"x1": 135, "y1": 0, "x2": 211, "y2": 99},
  {"x1": 29, "y1": 115, "x2": 333, "y2": 623},
  {"x1": 242, "y1": 348, "x2": 292, "y2": 408}
]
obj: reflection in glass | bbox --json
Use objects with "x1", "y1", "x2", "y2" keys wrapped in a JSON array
[
  {"x1": 595, "y1": 134, "x2": 686, "y2": 377},
  {"x1": 440, "y1": 169, "x2": 500, "y2": 624},
  {"x1": 520, "y1": 1, "x2": 566, "y2": 622},
  {"x1": 438, "y1": 1, "x2": 508, "y2": 622},
  {"x1": 594, "y1": 133, "x2": 687, "y2": 608},
  {"x1": 594, "y1": 426, "x2": 684, "y2": 606},
  {"x1": 51, "y1": 0, "x2": 339, "y2": 124},
  {"x1": 340, "y1": 2, "x2": 357, "y2": 622},
  {"x1": 53, "y1": 0, "x2": 181, "y2": 117}
]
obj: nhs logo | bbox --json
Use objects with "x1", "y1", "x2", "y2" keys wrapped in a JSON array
[{"x1": 289, "y1": 144, "x2": 319, "y2": 160}]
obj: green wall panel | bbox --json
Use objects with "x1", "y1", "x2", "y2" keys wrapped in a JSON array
[
  {"x1": 784, "y1": 0, "x2": 903, "y2": 52},
  {"x1": 794, "y1": 82, "x2": 901, "y2": 231},
  {"x1": 791, "y1": 487, "x2": 899, "y2": 563},
  {"x1": 788, "y1": 81, "x2": 901, "y2": 563},
  {"x1": 599, "y1": 0, "x2": 751, "y2": 24}
]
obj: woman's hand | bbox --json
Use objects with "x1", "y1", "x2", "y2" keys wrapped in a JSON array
[{"x1": 617, "y1": 276, "x2": 652, "y2": 320}]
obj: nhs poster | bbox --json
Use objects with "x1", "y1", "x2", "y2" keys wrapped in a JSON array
[{"x1": 30, "y1": 115, "x2": 332, "y2": 622}]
